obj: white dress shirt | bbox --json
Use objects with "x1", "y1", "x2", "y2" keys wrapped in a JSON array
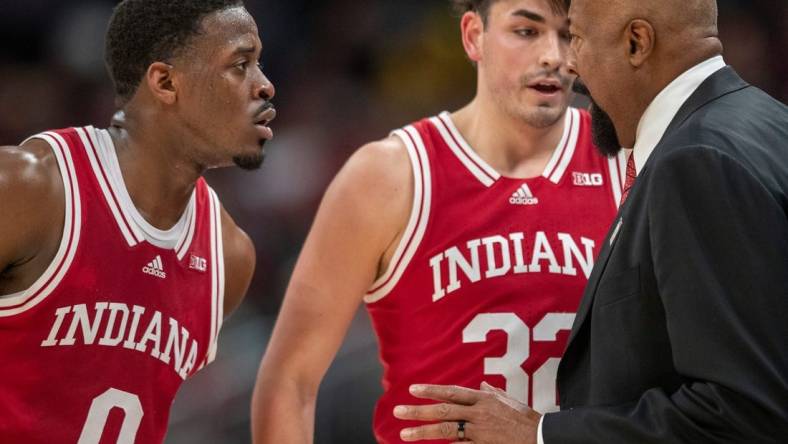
[{"x1": 536, "y1": 55, "x2": 726, "y2": 444}]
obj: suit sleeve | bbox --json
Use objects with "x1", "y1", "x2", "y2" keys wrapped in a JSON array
[{"x1": 542, "y1": 145, "x2": 788, "y2": 443}]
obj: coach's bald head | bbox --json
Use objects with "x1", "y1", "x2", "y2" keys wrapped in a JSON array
[{"x1": 567, "y1": 0, "x2": 722, "y2": 150}]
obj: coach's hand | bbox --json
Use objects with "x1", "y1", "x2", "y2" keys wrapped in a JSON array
[{"x1": 394, "y1": 382, "x2": 541, "y2": 443}]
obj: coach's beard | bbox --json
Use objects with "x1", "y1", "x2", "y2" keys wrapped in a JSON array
[{"x1": 572, "y1": 79, "x2": 622, "y2": 157}]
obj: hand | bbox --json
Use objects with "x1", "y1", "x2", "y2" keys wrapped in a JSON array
[{"x1": 394, "y1": 382, "x2": 541, "y2": 443}]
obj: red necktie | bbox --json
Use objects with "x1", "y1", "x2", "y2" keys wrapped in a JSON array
[{"x1": 620, "y1": 152, "x2": 637, "y2": 205}]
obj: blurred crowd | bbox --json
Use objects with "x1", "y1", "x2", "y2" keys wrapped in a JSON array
[{"x1": 0, "y1": 0, "x2": 785, "y2": 442}]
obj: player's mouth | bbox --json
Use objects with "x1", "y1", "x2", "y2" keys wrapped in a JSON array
[
  {"x1": 253, "y1": 104, "x2": 276, "y2": 140},
  {"x1": 527, "y1": 79, "x2": 564, "y2": 97}
]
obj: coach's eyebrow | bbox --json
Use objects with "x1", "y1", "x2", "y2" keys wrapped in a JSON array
[{"x1": 512, "y1": 8, "x2": 546, "y2": 23}]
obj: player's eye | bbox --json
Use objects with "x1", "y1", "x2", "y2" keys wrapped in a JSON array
[
  {"x1": 235, "y1": 61, "x2": 249, "y2": 72},
  {"x1": 515, "y1": 28, "x2": 538, "y2": 38}
]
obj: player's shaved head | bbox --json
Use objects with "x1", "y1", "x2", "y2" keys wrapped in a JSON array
[{"x1": 567, "y1": 0, "x2": 722, "y2": 152}]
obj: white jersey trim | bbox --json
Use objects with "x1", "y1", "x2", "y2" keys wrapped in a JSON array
[
  {"x1": 542, "y1": 108, "x2": 579, "y2": 183},
  {"x1": 432, "y1": 113, "x2": 498, "y2": 187},
  {"x1": 203, "y1": 187, "x2": 225, "y2": 366},
  {"x1": 432, "y1": 109, "x2": 580, "y2": 187},
  {"x1": 83, "y1": 127, "x2": 197, "y2": 250},
  {"x1": 79, "y1": 127, "x2": 139, "y2": 247},
  {"x1": 175, "y1": 195, "x2": 198, "y2": 260},
  {"x1": 0, "y1": 131, "x2": 82, "y2": 316},
  {"x1": 365, "y1": 125, "x2": 432, "y2": 304},
  {"x1": 607, "y1": 150, "x2": 628, "y2": 208}
]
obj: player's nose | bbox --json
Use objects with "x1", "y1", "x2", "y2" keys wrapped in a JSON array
[{"x1": 255, "y1": 73, "x2": 275, "y2": 101}]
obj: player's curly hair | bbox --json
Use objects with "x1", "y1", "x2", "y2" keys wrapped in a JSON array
[
  {"x1": 451, "y1": 0, "x2": 570, "y2": 25},
  {"x1": 105, "y1": 0, "x2": 244, "y2": 104}
]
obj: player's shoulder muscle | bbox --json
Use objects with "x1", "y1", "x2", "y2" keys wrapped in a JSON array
[
  {"x1": 0, "y1": 140, "x2": 65, "y2": 266},
  {"x1": 219, "y1": 205, "x2": 255, "y2": 318},
  {"x1": 331, "y1": 135, "x2": 412, "y2": 222},
  {"x1": 305, "y1": 137, "x2": 414, "y2": 284}
]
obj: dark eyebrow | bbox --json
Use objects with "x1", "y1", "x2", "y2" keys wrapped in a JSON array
[
  {"x1": 512, "y1": 8, "x2": 545, "y2": 23},
  {"x1": 232, "y1": 45, "x2": 258, "y2": 56}
]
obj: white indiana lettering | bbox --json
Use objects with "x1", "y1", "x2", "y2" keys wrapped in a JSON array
[
  {"x1": 99, "y1": 303, "x2": 129, "y2": 346},
  {"x1": 444, "y1": 239, "x2": 482, "y2": 296},
  {"x1": 40, "y1": 302, "x2": 201, "y2": 380},
  {"x1": 430, "y1": 231, "x2": 596, "y2": 301}
]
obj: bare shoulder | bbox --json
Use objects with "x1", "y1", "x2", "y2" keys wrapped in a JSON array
[
  {"x1": 219, "y1": 205, "x2": 255, "y2": 318},
  {"x1": 0, "y1": 139, "x2": 65, "y2": 229},
  {"x1": 0, "y1": 139, "x2": 63, "y2": 193},
  {"x1": 0, "y1": 139, "x2": 65, "y2": 290},
  {"x1": 323, "y1": 134, "x2": 415, "y2": 277},
  {"x1": 328, "y1": 135, "x2": 413, "y2": 227},
  {"x1": 342, "y1": 135, "x2": 411, "y2": 191}
]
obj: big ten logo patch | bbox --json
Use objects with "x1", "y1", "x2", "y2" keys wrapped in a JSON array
[{"x1": 572, "y1": 172, "x2": 603, "y2": 187}]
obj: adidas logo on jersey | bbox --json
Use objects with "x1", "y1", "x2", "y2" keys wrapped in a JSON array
[
  {"x1": 509, "y1": 184, "x2": 539, "y2": 206},
  {"x1": 572, "y1": 172, "x2": 604, "y2": 187},
  {"x1": 142, "y1": 255, "x2": 166, "y2": 279}
]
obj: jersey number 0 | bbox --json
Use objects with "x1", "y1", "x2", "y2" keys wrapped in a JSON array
[{"x1": 78, "y1": 388, "x2": 143, "y2": 444}]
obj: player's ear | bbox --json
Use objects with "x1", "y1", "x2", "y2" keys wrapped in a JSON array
[
  {"x1": 145, "y1": 62, "x2": 178, "y2": 105},
  {"x1": 460, "y1": 11, "x2": 484, "y2": 63}
]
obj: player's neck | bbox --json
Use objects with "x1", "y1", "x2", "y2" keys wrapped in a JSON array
[
  {"x1": 450, "y1": 100, "x2": 567, "y2": 179},
  {"x1": 107, "y1": 121, "x2": 202, "y2": 231}
]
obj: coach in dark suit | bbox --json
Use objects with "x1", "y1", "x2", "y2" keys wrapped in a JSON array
[{"x1": 392, "y1": 0, "x2": 788, "y2": 442}]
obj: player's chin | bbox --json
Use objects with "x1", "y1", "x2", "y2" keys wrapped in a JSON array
[{"x1": 228, "y1": 139, "x2": 264, "y2": 170}]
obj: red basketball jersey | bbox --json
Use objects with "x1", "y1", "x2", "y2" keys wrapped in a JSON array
[
  {"x1": 365, "y1": 108, "x2": 627, "y2": 443},
  {"x1": 0, "y1": 127, "x2": 225, "y2": 444}
]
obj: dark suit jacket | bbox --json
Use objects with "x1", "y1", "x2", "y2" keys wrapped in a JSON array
[{"x1": 543, "y1": 67, "x2": 788, "y2": 443}]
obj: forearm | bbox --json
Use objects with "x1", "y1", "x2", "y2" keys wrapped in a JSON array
[{"x1": 251, "y1": 374, "x2": 317, "y2": 444}]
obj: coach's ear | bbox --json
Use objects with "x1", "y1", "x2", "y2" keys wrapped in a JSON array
[
  {"x1": 145, "y1": 62, "x2": 177, "y2": 105},
  {"x1": 625, "y1": 19, "x2": 655, "y2": 68},
  {"x1": 460, "y1": 11, "x2": 484, "y2": 63}
]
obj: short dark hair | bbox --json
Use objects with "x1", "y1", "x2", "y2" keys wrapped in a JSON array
[
  {"x1": 105, "y1": 0, "x2": 244, "y2": 104},
  {"x1": 451, "y1": 0, "x2": 570, "y2": 25}
]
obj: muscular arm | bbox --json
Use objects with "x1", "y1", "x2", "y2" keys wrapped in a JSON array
[
  {"x1": 250, "y1": 136, "x2": 413, "y2": 444},
  {"x1": 220, "y1": 207, "x2": 255, "y2": 318},
  {"x1": 0, "y1": 141, "x2": 65, "y2": 296},
  {"x1": 544, "y1": 146, "x2": 788, "y2": 443}
]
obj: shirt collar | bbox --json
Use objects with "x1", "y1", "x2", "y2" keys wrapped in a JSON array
[{"x1": 632, "y1": 55, "x2": 726, "y2": 173}]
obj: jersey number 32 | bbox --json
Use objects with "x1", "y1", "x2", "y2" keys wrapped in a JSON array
[{"x1": 463, "y1": 312, "x2": 575, "y2": 413}]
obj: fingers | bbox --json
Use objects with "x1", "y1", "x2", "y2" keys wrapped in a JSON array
[
  {"x1": 480, "y1": 381, "x2": 503, "y2": 393},
  {"x1": 393, "y1": 403, "x2": 471, "y2": 422},
  {"x1": 408, "y1": 384, "x2": 482, "y2": 405},
  {"x1": 399, "y1": 421, "x2": 473, "y2": 442},
  {"x1": 479, "y1": 381, "x2": 528, "y2": 411}
]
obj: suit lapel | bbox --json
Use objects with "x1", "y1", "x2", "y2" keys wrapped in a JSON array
[{"x1": 567, "y1": 211, "x2": 623, "y2": 344}]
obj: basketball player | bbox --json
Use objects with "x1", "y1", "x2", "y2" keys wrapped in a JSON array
[
  {"x1": 0, "y1": 1, "x2": 273, "y2": 442},
  {"x1": 252, "y1": 1, "x2": 625, "y2": 443}
]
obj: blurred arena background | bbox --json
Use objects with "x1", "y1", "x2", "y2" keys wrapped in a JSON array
[{"x1": 0, "y1": 1, "x2": 784, "y2": 442}]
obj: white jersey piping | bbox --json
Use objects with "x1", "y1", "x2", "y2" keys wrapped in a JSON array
[
  {"x1": 432, "y1": 108, "x2": 580, "y2": 187},
  {"x1": 607, "y1": 150, "x2": 629, "y2": 208},
  {"x1": 0, "y1": 131, "x2": 82, "y2": 316},
  {"x1": 433, "y1": 113, "x2": 499, "y2": 187},
  {"x1": 364, "y1": 125, "x2": 432, "y2": 304},
  {"x1": 82, "y1": 127, "x2": 197, "y2": 251},
  {"x1": 545, "y1": 108, "x2": 580, "y2": 184},
  {"x1": 203, "y1": 187, "x2": 225, "y2": 366}
]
